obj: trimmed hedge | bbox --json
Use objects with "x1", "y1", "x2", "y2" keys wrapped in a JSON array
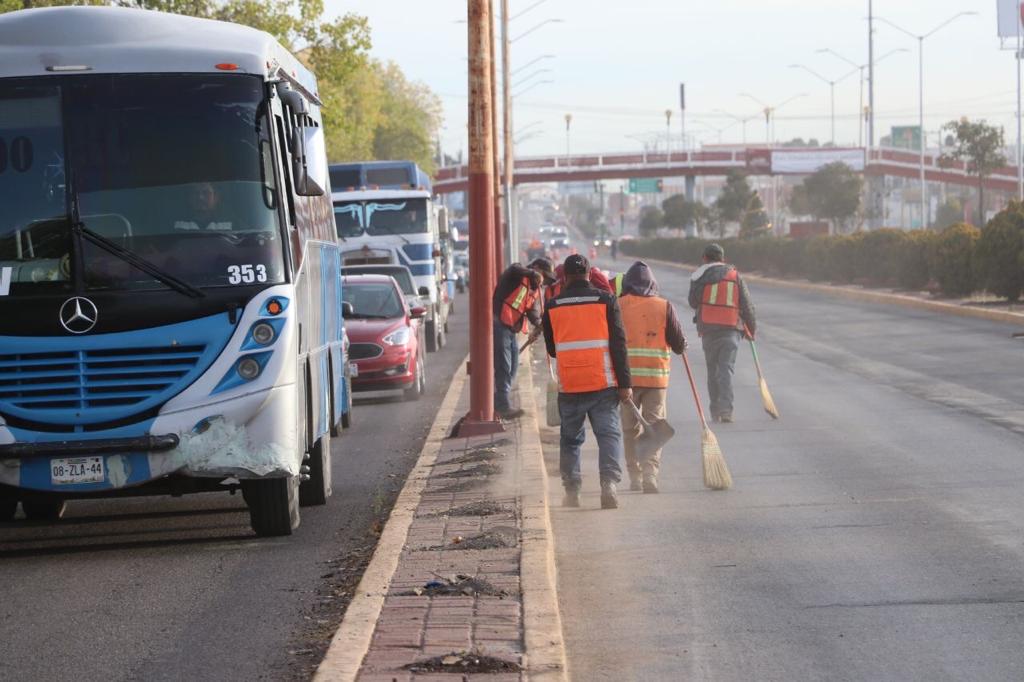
[{"x1": 620, "y1": 203, "x2": 1024, "y2": 300}]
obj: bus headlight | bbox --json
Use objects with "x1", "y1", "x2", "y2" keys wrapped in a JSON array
[
  {"x1": 252, "y1": 322, "x2": 276, "y2": 345},
  {"x1": 237, "y1": 357, "x2": 262, "y2": 381}
]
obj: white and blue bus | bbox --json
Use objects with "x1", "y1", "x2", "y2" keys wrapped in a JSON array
[
  {"x1": 330, "y1": 161, "x2": 450, "y2": 352},
  {"x1": 0, "y1": 6, "x2": 351, "y2": 536}
]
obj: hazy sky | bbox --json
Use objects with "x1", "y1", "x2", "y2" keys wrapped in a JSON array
[{"x1": 325, "y1": 1, "x2": 1020, "y2": 159}]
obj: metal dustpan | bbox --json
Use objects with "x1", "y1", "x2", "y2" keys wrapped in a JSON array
[{"x1": 628, "y1": 400, "x2": 675, "y2": 459}]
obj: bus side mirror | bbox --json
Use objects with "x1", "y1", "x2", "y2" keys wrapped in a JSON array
[{"x1": 342, "y1": 301, "x2": 354, "y2": 318}]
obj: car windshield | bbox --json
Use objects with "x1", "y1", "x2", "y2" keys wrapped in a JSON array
[
  {"x1": 343, "y1": 281, "x2": 405, "y2": 319},
  {"x1": 344, "y1": 267, "x2": 415, "y2": 295},
  {"x1": 333, "y1": 198, "x2": 429, "y2": 239},
  {"x1": 0, "y1": 74, "x2": 285, "y2": 295}
]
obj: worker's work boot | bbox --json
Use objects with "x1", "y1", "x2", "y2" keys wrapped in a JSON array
[
  {"x1": 600, "y1": 481, "x2": 619, "y2": 509},
  {"x1": 629, "y1": 473, "x2": 642, "y2": 492},
  {"x1": 563, "y1": 486, "x2": 580, "y2": 508},
  {"x1": 497, "y1": 408, "x2": 525, "y2": 420},
  {"x1": 719, "y1": 414, "x2": 734, "y2": 424},
  {"x1": 642, "y1": 473, "x2": 659, "y2": 494}
]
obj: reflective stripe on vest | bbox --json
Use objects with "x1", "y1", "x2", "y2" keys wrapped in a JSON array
[
  {"x1": 612, "y1": 274, "x2": 624, "y2": 296},
  {"x1": 549, "y1": 299, "x2": 615, "y2": 393},
  {"x1": 699, "y1": 269, "x2": 740, "y2": 329},
  {"x1": 499, "y1": 276, "x2": 537, "y2": 332},
  {"x1": 619, "y1": 294, "x2": 671, "y2": 388}
]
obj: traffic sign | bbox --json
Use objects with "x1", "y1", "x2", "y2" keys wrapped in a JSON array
[{"x1": 628, "y1": 178, "x2": 663, "y2": 194}]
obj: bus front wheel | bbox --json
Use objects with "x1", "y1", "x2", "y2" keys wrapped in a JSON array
[
  {"x1": 299, "y1": 431, "x2": 332, "y2": 507},
  {"x1": 243, "y1": 477, "x2": 300, "y2": 537}
]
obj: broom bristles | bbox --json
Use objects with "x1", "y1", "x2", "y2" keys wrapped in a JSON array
[
  {"x1": 759, "y1": 377, "x2": 780, "y2": 419},
  {"x1": 701, "y1": 426, "x2": 733, "y2": 490}
]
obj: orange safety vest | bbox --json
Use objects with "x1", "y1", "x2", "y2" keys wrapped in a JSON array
[
  {"x1": 619, "y1": 295, "x2": 671, "y2": 388},
  {"x1": 499, "y1": 276, "x2": 537, "y2": 332},
  {"x1": 548, "y1": 295, "x2": 616, "y2": 393},
  {"x1": 699, "y1": 268, "x2": 740, "y2": 329}
]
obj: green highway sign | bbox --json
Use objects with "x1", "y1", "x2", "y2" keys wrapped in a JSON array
[{"x1": 628, "y1": 178, "x2": 664, "y2": 194}]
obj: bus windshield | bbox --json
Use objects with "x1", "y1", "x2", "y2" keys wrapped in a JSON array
[
  {"x1": 333, "y1": 198, "x2": 429, "y2": 239},
  {"x1": 0, "y1": 74, "x2": 286, "y2": 295}
]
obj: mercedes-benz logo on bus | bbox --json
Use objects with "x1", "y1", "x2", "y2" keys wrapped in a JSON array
[{"x1": 59, "y1": 297, "x2": 98, "y2": 334}]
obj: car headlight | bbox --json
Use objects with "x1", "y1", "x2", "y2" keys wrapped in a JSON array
[{"x1": 382, "y1": 327, "x2": 411, "y2": 346}]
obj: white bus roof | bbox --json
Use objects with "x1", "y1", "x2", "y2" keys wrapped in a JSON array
[
  {"x1": 331, "y1": 189, "x2": 433, "y2": 203},
  {"x1": 0, "y1": 6, "x2": 319, "y2": 101}
]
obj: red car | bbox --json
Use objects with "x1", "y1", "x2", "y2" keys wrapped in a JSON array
[{"x1": 342, "y1": 274, "x2": 427, "y2": 400}]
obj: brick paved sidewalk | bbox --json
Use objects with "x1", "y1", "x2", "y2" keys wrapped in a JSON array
[{"x1": 317, "y1": 360, "x2": 565, "y2": 682}]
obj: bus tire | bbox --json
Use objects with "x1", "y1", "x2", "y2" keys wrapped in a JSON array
[
  {"x1": 243, "y1": 476, "x2": 300, "y2": 537},
  {"x1": 22, "y1": 498, "x2": 66, "y2": 521},
  {"x1": 300, "y1": 431, "x2": 332, "y2": 507},
  {"x1": 0, "y1": 497, "x2": 17, "y2": 521},
  {"x1": 425, "y1": 320, "x2": 438, "y2": 353}
]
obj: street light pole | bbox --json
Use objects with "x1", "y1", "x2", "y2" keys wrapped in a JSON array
[
  {"x1": 876, "y1": 11, "x2": 978, "y2": 228},
  {"x1": 501, "y1": 0, "x2": 515, "y2": 263},
  {"x1": 665, "y1": 109, "x2": 672, "y2": 160},
  {"x1": 460, "y1": 0, "x2": 501, "y2": 436},
  {"x1": 564, "y1": 113, "x2": 572, "y2": 163},
  {"x1": 488, "y1": 0, "x2": 503, "y2": 274},
  {"x1": 789, "y1": 63, "x2": 856, "y2": 145}
]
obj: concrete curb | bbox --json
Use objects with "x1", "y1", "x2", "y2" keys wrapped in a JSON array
[
  {"x1": 637, "y1": 256, "x2": 1024, "y2": 327},
  {"x1": 517, "y1": 358, "x2": 570, "y2": 682},
  {"x1": 313, "y1": 357, "x2": 469, "y2": 682}
]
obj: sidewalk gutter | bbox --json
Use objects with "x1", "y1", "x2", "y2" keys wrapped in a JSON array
[
  {"x1": 314, "y1": 357, "x2": 469, "y2": 682},
  {"x1": 518, "y1": 357, "x2": 570, "y2": 681},
  {"x1": 637, "y1": 256, "x2": 1024, "y2": 326}
]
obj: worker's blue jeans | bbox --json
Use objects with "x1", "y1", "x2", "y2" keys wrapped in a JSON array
[
  {"x1": 558, "y1": 388, "x2": 624, "y2": 489},
  {"x1": 702, "y1": 329, "x2": 741, "y2": 419},
  {"x1": 493, "y1": 319, "x2": 518, "y2": 412}
]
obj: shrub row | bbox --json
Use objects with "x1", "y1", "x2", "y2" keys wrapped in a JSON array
[{"x1": 619, "y1": 202, "x2": 1024, "y2": 301}]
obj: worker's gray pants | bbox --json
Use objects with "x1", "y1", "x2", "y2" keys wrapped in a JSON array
[
  {"x1": 701, "y1": 329, "x2": 741, "y2": 419},
  {"x1": 620, "y1": 387, "x2": 667, "y2": 478}
]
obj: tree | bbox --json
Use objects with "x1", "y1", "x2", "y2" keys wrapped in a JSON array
[
  {"x1": 976, "y1": 201, "x2": 1024, "y2": 301},
  {"x1": 796, "y1": 161, "x2": 862, "y2": 233},
  {"x1": 739, "y1": 192, "x2": 771, "y2": 239},
  {"x1": 705, "y1": 204, "x2": 727, "y2": 239},
  {"x1": 931, "y1": 198, "x2": 965, "y2": 231},
  {"x1": 638, "y1": 207, "x2": 664, "y2": 237},
  {"x1": 714, "y1": 171, "x2": 754, "y2": 223},
  {"x1": 939, "y1": 118, "x2": 1007, "y2": 226},
  {"x1": 662, "y1": 194, "x2": 706, "y2": 233}
]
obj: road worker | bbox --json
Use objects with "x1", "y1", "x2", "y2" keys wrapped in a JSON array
[
  {"x1": 617, "y1": 261, "x2": 687, "y2": 493},
  {"x1": 688, "y1": 243, "x2": 756, "y2": 423},
  {"x1": 493, "y1": 257, "x2": 555, "y2": 420},
  {"x1": 543, "y1": 254, "x2": 632, "y2": 509}
]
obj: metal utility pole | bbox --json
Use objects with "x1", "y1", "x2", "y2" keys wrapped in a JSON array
[
  {"x1": 679, "y1": 82, "x2": 686, "y2": 152},
  {"x1": 868, "y1": 0, "x2": 875, "y2": 149},
  {"x1": 458, "y1": 0, "x2": 502, "y2": 436},
  {"x1": 1018, "y1": 2, "x2": 1023, "y2": 200},
  {"x1": 564, "y1": 113, "x2": 572, "y2": 162},
  {"x1": 664, "y1": 109, "x2": 672, "y2": 162},
  {"x1": 488, "y1": 0, "x2": 504, "y2": 274},
  {"x1": 619, "y1": 185, "x2": 625, "y2": 235},
  {"x1": 501, "y1": 0, "x2": 516, "y2": 258}
]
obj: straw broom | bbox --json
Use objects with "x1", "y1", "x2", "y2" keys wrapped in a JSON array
[
  {"x1": 749, "y1": 340, "x2": 779, "y2": 419},
  {"x1": 681, "y1": 352, "x2": 732, "y2": 490}
]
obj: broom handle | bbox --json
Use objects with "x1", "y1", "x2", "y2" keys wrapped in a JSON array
[
  {"x1": 681, "y1": 352, "x2": 710, "y2": 431},
  {"x1": 749, "y1": 339, "x2": 765, "y2": 381}
]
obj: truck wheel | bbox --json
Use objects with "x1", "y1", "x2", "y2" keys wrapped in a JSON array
[
  {"x1": 243, "y1": 477, "x2": 300, "y2": 537},
  {"x1": 22, "y1": 498, "x2": 66, "y2": 521},
  {"x1": 425, "y1": 320, "x2": 438, "y2": 353},
  {"x1": 299, "y1": 431, "x2": 332, "y2": 507},
  {"x1": 0, "y1": 497, "x2": 17, "y2": 521}
]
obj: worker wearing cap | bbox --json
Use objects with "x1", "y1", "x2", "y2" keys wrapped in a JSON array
[
  {"x1": 688, "y1": 243, "x2": 756, "y2": 423},
  {"x1": 543, "y1": 254, "x2": 632, "y2": 509},
  {"x1": 493, "y1": 257, "x2": 555, "y2": 420},
  {"x1": 618, "y1": 260, "x2": 687, "y2": 493}
]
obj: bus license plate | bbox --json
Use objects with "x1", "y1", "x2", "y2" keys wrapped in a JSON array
[{"x1": 50, "y1": 456, "x2": 105, "y2": 485}]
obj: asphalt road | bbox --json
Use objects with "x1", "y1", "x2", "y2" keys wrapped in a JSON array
[
  {"x1": 0, "y1": 300, "x2": 469, "y2": 682},
  {"x1": 542, "y1": 259, "x2": 1024, "y2": 681}
]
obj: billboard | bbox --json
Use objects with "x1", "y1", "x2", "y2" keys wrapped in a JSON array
[
  {"x1": 890, "y1": 125, "x2": 922, "y2": 151},
  {"x1": 997, "y1": 0, "x2": 1023, "y2": 40},
  {"x1": 770, "y1": 148, "x2": 865, "y2": 174}
]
